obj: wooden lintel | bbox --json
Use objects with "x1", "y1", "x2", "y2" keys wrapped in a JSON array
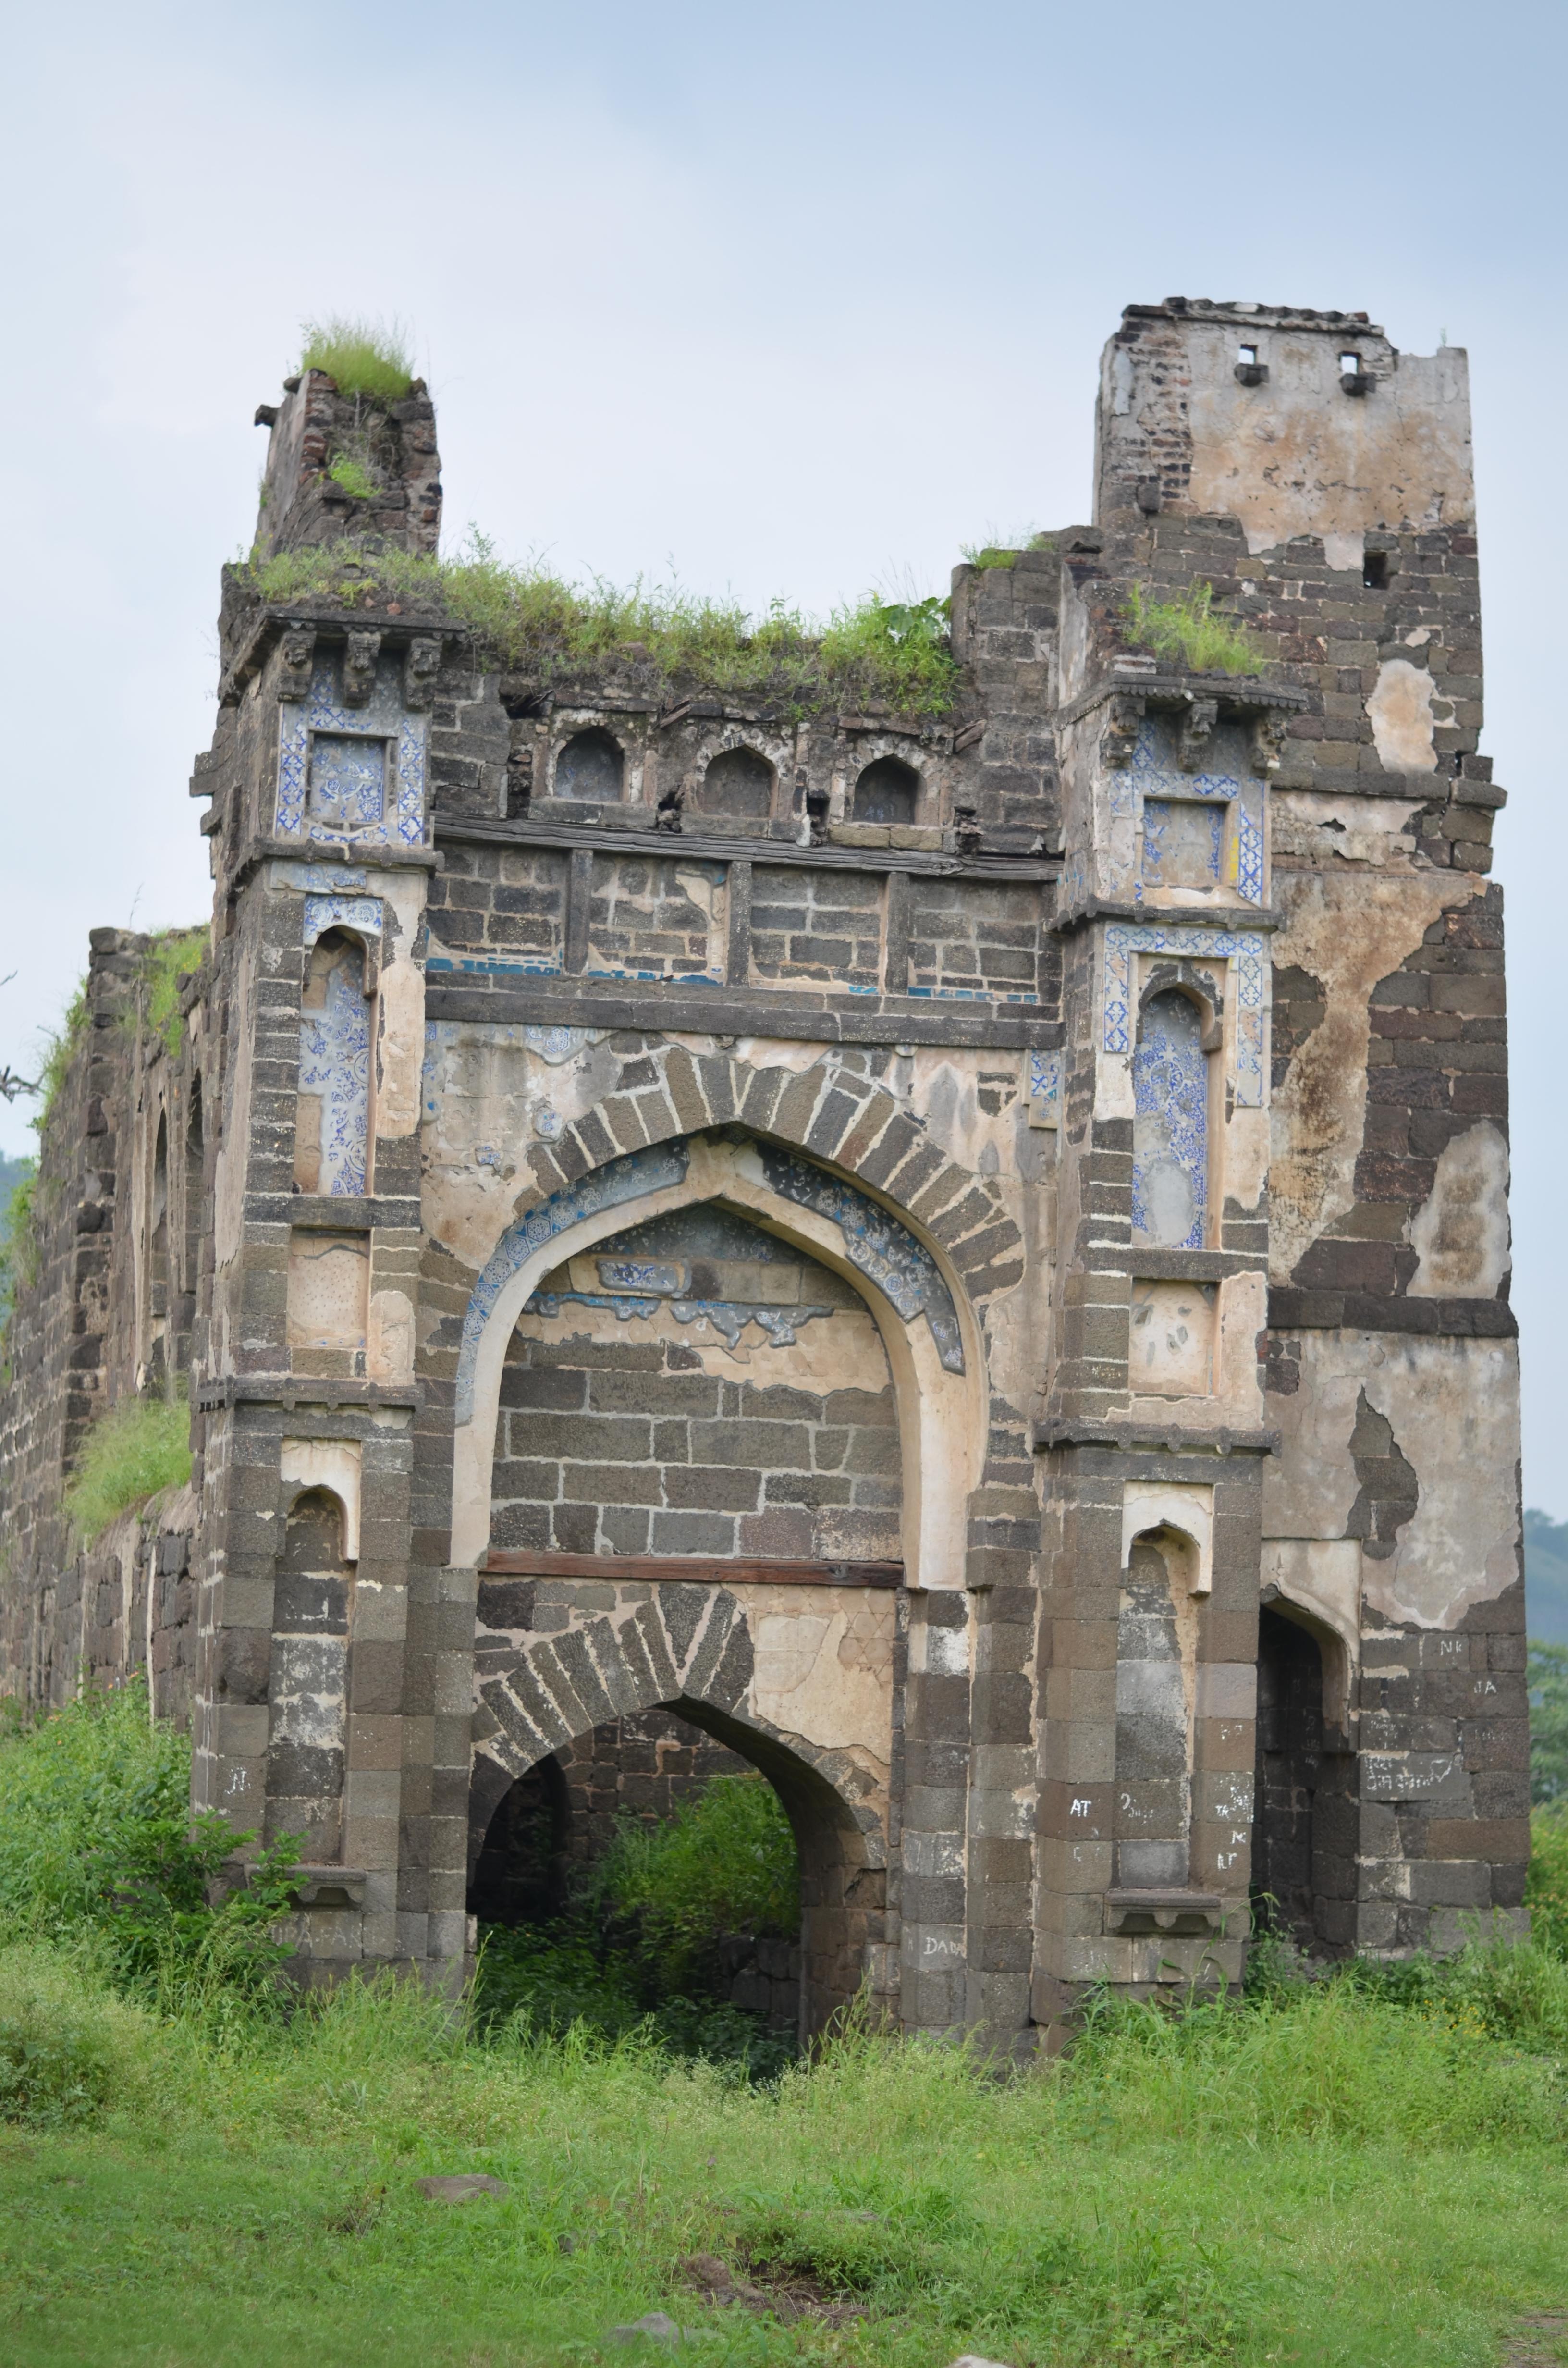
[{"x1": 480, "y1": 1550, "x2": 904, "y2": 1589}]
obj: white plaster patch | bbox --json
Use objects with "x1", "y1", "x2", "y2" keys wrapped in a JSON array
[
  {"x1": 1321, "y1": 532, "x2": 1365, "y2": 576},
  {"x1": 1262, "y1": 1330, "x2": 1519, "y2": 1628},
  {"x1": 281, "y1": 1438, "x2": 362, "y2": 1559},
  {"x1": 1269, "y1": 870, "x2": 1471, "y2": 1280},
  {"x1": 1122, "y1": 1480, "x2": 1214, "y2": 1594},
  {"x1": 1366, "y1": 659, "x2": 1440, "y2": 774},
  {"x1": 1406, "y1": 1119, "x2": 1511, "y2": 1297}
]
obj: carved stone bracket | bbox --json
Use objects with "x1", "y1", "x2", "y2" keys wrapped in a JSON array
[
  {"x1": 1100, "y1": 692, "x2": 1145, "y2": 770},
  {"x1": 1178, "y1": 696, "x2": 1219, "y2": 772},
  {"x1": 278, "y1": 626, "x2": 317, "y2": 702},
  {"x1": 403, "y1": 636, "x2": 441, "y2": 711},
  {"x1": 1250, "y1": 711, "x2": 1291, "y2": 777},
  {"x1": 343, "y1": 630, "x2": 382, "y2": 707}
]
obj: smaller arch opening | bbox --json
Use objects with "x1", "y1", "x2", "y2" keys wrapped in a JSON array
[
  {"x1": 1252, "y1": 1604, "x2": 1357, "y2": 1959},
  {"x1": 695, "y1": 745, "x2": 774, "y2": 821},
  {"x1": 853, "y1": 755, "x2": 919, "y2": 826},
  {"x1": 554, "y1": 728, "x2": 625, "y2": 803}
]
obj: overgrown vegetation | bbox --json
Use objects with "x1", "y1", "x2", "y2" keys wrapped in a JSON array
[
  {"x1": 31, "y1": 979, "x2": 87, "y2": 1135},
  {"x1": 139, "y1": 926, "x2": 207, "y2": 1056},
  {"x1": 327, "y1": 452, "x2": 379, "y2": 500},
  {"x1": 236, "y1": 533, "x2": 962, "y2": 719},
  {"x1": 476, "y1": 1776, "x2": 801, "y2": 2079},
  {"x1": 1529, "y1": 1640, "x2": 1568, "y2": 1804},
  {"x1": 1123, "y1": 579, "x2": 1267, "y2": 676},
  {"x1": 0, "y1": 1696, "x2": 1566, "y2": 2362},
  {"x1": 0, "y1": 1156, "x2": 37, "y2": 1320},
  {"x1": 63, "y1": 1394, "x2": 192, "y2": 1543},
  {"x1": 298, "y1": 315, "x2": 415, "y2": 404}
]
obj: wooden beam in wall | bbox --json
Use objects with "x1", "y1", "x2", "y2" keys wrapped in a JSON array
[{"x1": 480, "y1": 1550, "x2": 904, "y2": 1589}]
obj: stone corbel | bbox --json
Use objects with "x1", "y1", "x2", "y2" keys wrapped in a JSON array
[
  {"x1": 1104, "y1": 1890, "x2": 1227, "y2": 1936},
  {"x1": 1100, "y1": 692, "x2": 1144, "y2": 770},
  {"x1": 343, "y1": 630, "x2": 382, "y2": 707},
  {"x1": 403, "y1": 637, "x2": 441, "y2": 711},
  {"x1": 1250, "y1": 711, "x2": 1290, "y2": 777},
  {"x1": 1178, "y1": 697, "x2": 1219, "y2": 772},
  {"x1": 279, "y1": 627, "x2": 317, "y2": 701}
]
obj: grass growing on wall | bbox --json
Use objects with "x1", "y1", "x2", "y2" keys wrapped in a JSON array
[
  {"x1": 298, "y1": 315, "x2": 415, "y2": 404},
  {"x1": 64, "y1": 1395, "x2": 192, "y2": 1544},
  {"x1": 1124, "y1": 579, "x2": 1267, "y2": 676},
  {"x1": 0, "y1": 1699, "x2": 1566, "y2": 2362},
  {"x1": 139, "y1": 928, "x2": 207, "y2": 1056},
  {"x1": 236, "y1": 536, "x2": 962, "y2": 719}
]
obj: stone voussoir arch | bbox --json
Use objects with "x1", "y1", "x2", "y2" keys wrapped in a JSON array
[
  {"x1": 447, "y1": 1045, "x2": 1027, "y2": 1584},
  {"x1": 515, "y1": 1042, "x2": 1024, "y2": 1306}
]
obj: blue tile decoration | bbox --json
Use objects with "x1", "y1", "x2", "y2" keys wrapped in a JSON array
[
  {"x1": 275, "y1": 658, "x2": 428, "y2": 848},
  {"x1": 1127, "y1": 715, "x2": 1265, "y2": 908},
  {"x1": 598, "y1": 1258, "x2": 687, "y2": 1294},
  {"x1": 303, "y1": 895, "x2": 383, "y2": 946},
  {"x1": 1131, "y1": 990, "x2": 1208, "y2": 1250},
  {"x1": 310, "y1": 734, "x2": 388, "y2": 831},
  {"x1": 524, "y1": 1287, "x2": 834, "y2": 1353},
  {"x1": 1103, "y1": 923, "x2": 1265, "y2": 1108},
  {"x1": 1142, "y1": 799, "x2": 1223, "y2": 891},
  {"x1": 454, "y1": 1142, "x2": 692, "y2": 1423},
  {"x1": 1029, "y1": 1050, "x2": 1060, "y2": 1116},
  {"x1": 277, "y1": 863, "x2": 369, "y2": 893},
  {"x1": 298, "y1": 954, "x2": 371, "y2": 1196},
  {"x1": 759, "y1": 1147, "x2": 966, "y2": 1374}
]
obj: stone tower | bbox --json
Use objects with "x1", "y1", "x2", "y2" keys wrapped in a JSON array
[{"x1": 0, "y1": 299, "x2": 1524, "y2": 2041}]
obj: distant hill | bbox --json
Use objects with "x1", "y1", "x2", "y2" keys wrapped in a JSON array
[{"x1": 1527, "y1": 1508, "x2": 1568, "y2": 1644}]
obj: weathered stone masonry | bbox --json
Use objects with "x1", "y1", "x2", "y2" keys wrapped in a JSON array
[{"x1": 0, "y1": 300, "x2": 1527, "y2": 2038}]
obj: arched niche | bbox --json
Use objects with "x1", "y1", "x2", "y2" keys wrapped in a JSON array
[
  {"x1": 696, "y1": 745, "x2": 774, "y2": 821},
  {"x1": 1131, "y1": 986, "x2": 1216, "y2": 1250},
  {"x1": 554, "y1": 728, "x2": 625, "y2": 802},
  {"x1": 1114, "y1": 1524, "x2": 1202, "y2": 1890},
  {"x1": 295, "y1": 927, "x2": 372, "y2": 1197},
  {"x1": 450, "y1": 1133, "x2": 983, "y2": 1590},
  {"x1": 267, "y1": 1487, "x2": 351, "y2": 1859},
  {"x1": 853, "y1": 756, "x2": 919, "y2": 826}
]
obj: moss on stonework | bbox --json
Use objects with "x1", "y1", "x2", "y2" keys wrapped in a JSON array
[
  {"x1": 1123, "y1": 579, "x2": 1266, "y2": 676},
  {"x1": 233, "y1": 535, "x2": 962, "y2": 720}
]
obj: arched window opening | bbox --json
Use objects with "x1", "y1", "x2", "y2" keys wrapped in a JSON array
[
  {"x1": 1114, "y1": 1527, "x2": 1198, "y2": 1889},
  {"x1": 696, "y1": 746, "x2": 774, "y2": 821},
  {"x1": 853, "y1": 755, "x2": 919, "y2": 826},
  {"x1": 266, "y1": 1488, "x2": 350, "y2": 1860},
  {"x1": 1252, "y1": 1606, "x2": 1357, "y2": 1958},
  {"x1": 295, "y1": 929, "x2": 371, "y2": 1196},
  {"x1": 1132, "y1": 989, "x2": 1209, "y2": 1249},
  {"x1": 554, "y1": 728, "x2": 625, "y2": 803}
]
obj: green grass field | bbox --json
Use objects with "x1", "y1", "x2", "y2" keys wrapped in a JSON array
[{"x1": 0, "y1": 1690, "x2": 1567, "y2": 2367}]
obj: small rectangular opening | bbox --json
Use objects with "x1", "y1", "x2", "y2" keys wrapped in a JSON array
[
  {"x1": 1237, "y1": 343, "x2": 1257, "y2": 365},
  {"x1": 1339, "y1": 351, "x2": 1361, "y2": 375},
  {"x1": 1362, "y1": 551, "x2": 1391, "y2": 591}
]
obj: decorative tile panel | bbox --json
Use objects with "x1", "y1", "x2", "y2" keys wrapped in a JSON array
[
  {"x1": 275, "y1": 658, "x2": 428, "y2": 848},
  {"x1": 1127, "y1": 715, "x2": 1265, "y2": 909},
  {"x1": 298, "y1": 957, "x2": 371, "y2": 1196},
  {"x1": 1131, "y1": 991, "x2": 1208, "y2": 1250},
  {"x1": 759, "y1": 1147, "x2": 966, "y2": 1374},
  {"x1": 454, "y1": 1143, "x2": 692, "y2": 1423},
  {"x1": 1103, "y1": 923, "x2": 1266, "y2": 1108},
  {"x1": 303, "y1": 895, "x2": 383, "y2": 946},
  {"x1": 523, "y1": 1286, "x2": 834, "y2": 1353},
  {"x1": 1028, "y1": 1050, "x2": 1061, "y2": 1129}
]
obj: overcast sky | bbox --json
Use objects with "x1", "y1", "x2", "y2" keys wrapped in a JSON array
[{"x1": 2, "y1": 0, "x2": 1563, "y2": 1505}]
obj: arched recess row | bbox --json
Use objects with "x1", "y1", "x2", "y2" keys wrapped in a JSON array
[{"x1": 468, "y1": 1583, "x2": 889, "y2": 2036}]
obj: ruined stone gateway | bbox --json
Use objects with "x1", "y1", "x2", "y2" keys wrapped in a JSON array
[{"x1": 0, "y1": 298, "x2": 1526, "y2": 2042}]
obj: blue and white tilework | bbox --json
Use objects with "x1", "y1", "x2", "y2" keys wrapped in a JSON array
[
  {"x1": 1127, "y1": 716, "x2": 1265, "y2": 909},
  {"x1": 1131, "y1": 991, "x2": 1208, "y2": 1250},
  {"x1": 298, "y1": 955, "x2": 371, "y2": 1196},
  {"x1": 277, "y1": 863, "x2": 369, "y2": 894},
  {"x1": 759, "y1": 1147, "x2": 966, "y2": 1374},
  {"x1": 1029, "y1": 1050, "x2": 1061, "y2": 1123},
  {"x1": 523, "y1": 1286, "x2": 833, "y2": 1353},
  {"x1": 1103, "y1": 923, "x2": 1266, "y2": 1108},
  {"x1": 454, "y1": 1142, "x2": 691, "y2": 1423},
  {"x1": 276, "y1": 658, "x2": 427, "y2": 848},
  {"x1": 303, "y1": 895, "x2": 383, "y2": 947}
]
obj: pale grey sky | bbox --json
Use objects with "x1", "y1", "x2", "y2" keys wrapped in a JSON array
[{"x1": 3, "y1": 0, "x2": 1563, "y2": 1503}]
